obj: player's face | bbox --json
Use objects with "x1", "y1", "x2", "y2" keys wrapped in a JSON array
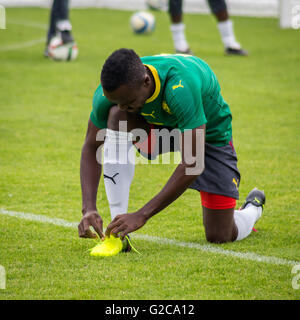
[{"x1": 103, "y1": 75, "x2": 153, "y2": 114}]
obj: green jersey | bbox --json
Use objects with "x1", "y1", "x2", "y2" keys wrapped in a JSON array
[{"x1": 90, "y1": 54, "x2": 232, "y2": 146}]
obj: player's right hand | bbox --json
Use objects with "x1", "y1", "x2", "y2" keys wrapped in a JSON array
[{"x1": 78, "y1": 210, "x2": 104, "y2": 239}]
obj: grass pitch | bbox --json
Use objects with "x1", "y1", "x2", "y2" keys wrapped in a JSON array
[{"x1": 0, "y1": 8, "x2": 300, "y2": 300}]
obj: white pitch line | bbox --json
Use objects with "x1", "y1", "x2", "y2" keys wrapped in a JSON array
[
  {"x1": 134, "y1": 234, "x2": 299, "y2": 267},
  {"x1": 7, "y1": 20, "x2": 48, "y2": 30},
  {"x1": 0, "y1": 37, "x2": 45, "y2": 52},
  {"x1": 0, "y1": 20, "x2": 47, "y2": 52},
  {"x1": 0, "y1": 208, "x2": 78, "y2": 229},
  {"x1": 0, "y1": 208, "x2": 299, "y2": 267}
]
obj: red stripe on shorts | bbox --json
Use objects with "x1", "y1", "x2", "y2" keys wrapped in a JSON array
[{"x1": 200, "y1": 191, "x2": 236, "y2": 210}]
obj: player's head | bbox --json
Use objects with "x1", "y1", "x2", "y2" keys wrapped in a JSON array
[{"x1": 101, "y1": 48, "x2": 153, "y2": 113}]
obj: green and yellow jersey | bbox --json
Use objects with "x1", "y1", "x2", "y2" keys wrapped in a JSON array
[{"x1": 90, "y1": 54, "x2": 232, "y2": 146}]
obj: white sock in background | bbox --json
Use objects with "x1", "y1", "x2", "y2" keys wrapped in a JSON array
[
  {"x1": 217, "y1": 19, "x2": 241, "y2": 49},
  {"x1": 234, "y1": 204, "x2": 262, "y2": 241},
  {"x1": 103, "y1": 129, "x2": 135, "y2": 221},
  {"x1": 170, "y1": 23, "x2": 189, "y2": 52}
]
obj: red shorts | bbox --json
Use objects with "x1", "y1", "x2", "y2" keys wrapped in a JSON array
[{"x1": 200, "y1": 191, "x2": 236, "y2": 210}]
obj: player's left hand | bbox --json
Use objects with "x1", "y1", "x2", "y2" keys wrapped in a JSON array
[{"x1": 105, "y1": 211, "x2": 147, "y2": 239}]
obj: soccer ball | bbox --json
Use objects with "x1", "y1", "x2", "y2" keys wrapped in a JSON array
[
  {"x1": 130, "y1": 11, "x2": 155, "y2": 34},
  {"x1": 146, "y1": 0, "x2": 167, "y2": 11},
  {"x1": 48, "y1": 35, "x2": 78, "y2": 61}
]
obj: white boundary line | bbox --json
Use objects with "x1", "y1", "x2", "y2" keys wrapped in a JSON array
[
  {"x1": 7, "y1": 19, "x2": 47, "y2": 30},
  {"x1": 0, "y1": 208, "x2": 299, "y2": 267},
  {"x1": 0, "y1": 37, "x2": 44, "y2": 51},
  {"x1": 0, "y1": 20, "x2": 46, "y2": 52}
]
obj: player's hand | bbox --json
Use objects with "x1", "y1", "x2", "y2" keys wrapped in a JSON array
[
  {"x1": 78, "y1": 210, "x2": 104, "y2": 239},
  {"x1": 105, "y1": 211, "x2": 147, "y2": 240}
]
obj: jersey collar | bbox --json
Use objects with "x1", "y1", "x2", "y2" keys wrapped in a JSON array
[{"x1": 144, "y1": 64, "x2": 161, "y2": 104}]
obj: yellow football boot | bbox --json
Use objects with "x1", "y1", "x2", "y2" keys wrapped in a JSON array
[
  {"x1": 89, "y1": 234, "x2": 141, "y2": 257},
  {"x1": 90, "y1": 234, "x2": 123, "y2": 257}
]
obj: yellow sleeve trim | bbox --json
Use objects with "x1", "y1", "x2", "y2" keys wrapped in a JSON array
[{"x1": 144, "y1": 64, "x2": 161, "y2": 104}]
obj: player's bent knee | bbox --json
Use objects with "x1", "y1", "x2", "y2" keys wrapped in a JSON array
[
  {"x1": 107, "y1": 105, "x2": 129, "y2": 131},
  {"x1": 204, "y1": 222, "x2": 236, "y2": 244},
  {"x1": 205, "y1": 231, "x2": 233, "y2": 244}
]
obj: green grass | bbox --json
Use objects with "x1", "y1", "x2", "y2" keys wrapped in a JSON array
[{"x1": 0, "y1": 8, "x2": 300, "y2": 300}]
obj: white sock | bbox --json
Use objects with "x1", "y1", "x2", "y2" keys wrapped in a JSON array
[
  {"x1": 170, "y1": 23, "x2": 189, "y2": 52},
  {"x1": 56, "y1": 20, "x2": 72, "y2": 32},
  {"x1": 217, "y1": 19, "x2": 241, "y2": 49},
  {"x1": 103, "y1": 129, "x2": 135, "y2": 221},
  {"x1": 234, "y1": 204, "x2": 262, "y2": 241}
]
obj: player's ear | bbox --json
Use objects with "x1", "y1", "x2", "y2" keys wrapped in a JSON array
[{"x1": 143, "y1": 73, "x2": 151, "y2": 87}]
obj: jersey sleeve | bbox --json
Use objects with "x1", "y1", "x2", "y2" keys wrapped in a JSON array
[
  {"x1": 90, "y1": 85, "x2": 114, "y2": 129},
  {"x1": 165, "y1": 77, "x2": 207, "y2": 132}
]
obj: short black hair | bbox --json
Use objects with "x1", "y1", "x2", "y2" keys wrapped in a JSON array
[{"x1": 101, "y1": 48, "x2": 146, "y2": 92}]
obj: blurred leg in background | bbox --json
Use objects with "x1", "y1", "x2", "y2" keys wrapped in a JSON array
[
  {"x1": 45, "y1": 0, "x2": 74, "y2": 56},
  {"x1": 208, "y1": 0, "x2": 248, "y2": 55},
  {"x1": 169, "y1": 0, "x2": 192, "y2": 54},
  {"x1": 169, "y1": 0, "x2": 248, "y2": 55}
]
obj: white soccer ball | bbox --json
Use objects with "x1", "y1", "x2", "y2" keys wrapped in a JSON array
[
  {"x1": 48, "y1": 35, "x2": 78, "y2": 61},
  {"x1": 130, "y1": 11, "x2": 155, "y2": 34},
  {"x1": 146, "y1": 0, "x2": 168, "y2": 11}
]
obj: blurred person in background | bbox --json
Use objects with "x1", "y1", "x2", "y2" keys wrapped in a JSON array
[
  {"x1": 168, "y1": 0, "x2": 248, "y2": 55},
  {"x1": 44, "y1": 0, "x2": 75, "y2": 57}
]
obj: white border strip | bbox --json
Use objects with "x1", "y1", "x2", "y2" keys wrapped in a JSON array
[{"x1": 0, "y1": 208, "x2": 299, "y2": 267}]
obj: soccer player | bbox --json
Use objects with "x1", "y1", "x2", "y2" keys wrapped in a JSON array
[
  {"x1": 44, "y1": 0, "x2": 75, "y2": 57},
  {"x1": 169, "y1": 0, "x2": 248, "y2": 55},
  {"x1": 78, "y1": 49, "x2": 264, "y2": 253}
]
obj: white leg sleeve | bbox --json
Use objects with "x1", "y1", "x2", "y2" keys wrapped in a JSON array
[
  {"x1": 234, "y1": 205, "x2": 262, "y2": 241},
  {"x1": 103, "y1": 129, "x2": 135, "y2": 221}
]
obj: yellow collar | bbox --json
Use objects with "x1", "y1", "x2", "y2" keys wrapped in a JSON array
[{"x1": 144, "y1": 64, "x2": 161, "y2": 103}]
